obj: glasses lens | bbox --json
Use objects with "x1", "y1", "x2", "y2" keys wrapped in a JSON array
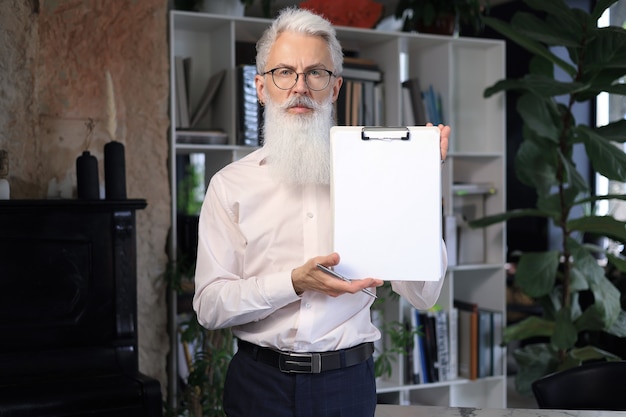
[
  {"x1": 270, "y1": 68, "x2": 331, "y2": 91},
  {"x1": 305, "y1": 69, "x2": 331, "y2": 91},
  {"x1": 272, "y1": 69, "x2": 297, "y2": 89}
]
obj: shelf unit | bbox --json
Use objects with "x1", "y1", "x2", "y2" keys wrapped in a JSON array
[{"x1": 168, "y1": 9, "x2": 506, "y2": 408}]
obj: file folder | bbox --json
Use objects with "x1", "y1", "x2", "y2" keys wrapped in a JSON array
[{"x1": 330, "y1": 126, "x2": 442, "y2": 281}]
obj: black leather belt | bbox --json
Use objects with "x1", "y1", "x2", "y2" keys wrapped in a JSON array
[{"x1": 237, "y1": 339, "x2": 374, "y2": 374}]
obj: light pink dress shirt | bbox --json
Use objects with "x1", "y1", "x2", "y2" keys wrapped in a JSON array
[{"x1": 193, "y1": 147, "x2": 447, "y2": 352}]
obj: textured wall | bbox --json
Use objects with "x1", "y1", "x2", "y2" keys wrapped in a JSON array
[{"x1": 0, "y1": 0, "x2": 170, "y2": 393}]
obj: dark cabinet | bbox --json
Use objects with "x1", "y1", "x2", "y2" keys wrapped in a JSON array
[{"x1": 0, "y1": 200, "x2": 162, "y2": 416}]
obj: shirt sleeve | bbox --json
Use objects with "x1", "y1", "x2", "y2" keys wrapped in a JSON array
[
  {"x1": 390, "y1": 239, "x2": 448, "y2": 310},
  {"x1": 192, "y1": 174, "x2": 301, "y2": 330}
]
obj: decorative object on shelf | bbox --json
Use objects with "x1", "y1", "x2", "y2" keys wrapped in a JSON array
[
  {"x1": 395, "y1": 0, "x2": 489, "y2": 36},
  {"x1": 76, "y1": 151, "x2": 99, "y2": 200},
  {"x1": 103, "y1": 70, "x2": 127, "y2": 200},
  {"x1": 299, "y1": 0, "x2": 384, "y2": 29},
  {"x1": 475, "y1": 0, "x2": 626, "y2": 396},
  {"x1": 104, "y1": 141, "x2": 127, "y2": 200},
  {"x1": 75, "y1": 118, "x2": 99, "y2": 200}
]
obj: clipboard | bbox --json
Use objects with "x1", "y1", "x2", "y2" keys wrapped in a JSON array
[{"x1": 330, "y1": 126, "x2": 442, "y2": 281}]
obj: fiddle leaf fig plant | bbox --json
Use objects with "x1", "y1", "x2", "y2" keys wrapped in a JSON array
[{"x1": 473, "y1": 0, "x2": 626, "y2": 396}]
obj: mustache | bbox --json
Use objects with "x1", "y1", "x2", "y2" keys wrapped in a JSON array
[{"x1": 279, "y1": 95, "x2": 318, "y2": 110}]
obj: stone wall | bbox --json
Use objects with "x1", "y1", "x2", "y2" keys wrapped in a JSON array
[{"x1": 0, "y1": 0, "x2": 170, "y2": 394}]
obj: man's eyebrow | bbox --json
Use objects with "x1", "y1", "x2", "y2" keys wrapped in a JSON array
[{"x1": 271, "y1": 63, "x2": 330, "y2": 71}]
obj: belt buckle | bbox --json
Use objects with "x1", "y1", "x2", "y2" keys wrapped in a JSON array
[{"x1": 278, "y1": 352, "x2": 322, "y2": 374}]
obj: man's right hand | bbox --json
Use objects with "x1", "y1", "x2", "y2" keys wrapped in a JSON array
[{"x1": 291, "y1": 252, "x2": 383, "y2": 297}]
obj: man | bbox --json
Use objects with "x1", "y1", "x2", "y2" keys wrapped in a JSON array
[{"x1": 193, "y1": 7, "x2": 450, "y2": 417}]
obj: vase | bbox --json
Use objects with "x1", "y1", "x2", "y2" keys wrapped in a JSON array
[
  {"x1": 76, "y1": 151, "x2": 99, "y2": 200},
  {"x1": 104, "y1": 141, "x2": 127, "y2": 200}
]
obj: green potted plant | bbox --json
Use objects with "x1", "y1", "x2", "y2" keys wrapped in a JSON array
[
  {"x1": 473, "y1": 0, "x2": 626, "y2": 396},
  {"x1": 395, "y1": 0, "x2": 489, "y2": 35}
]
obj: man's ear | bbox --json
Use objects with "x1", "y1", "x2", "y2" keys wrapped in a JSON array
[
  {"x1": 331, "y1": 76, "x2": 343, "y2": 103},
  {"x1": 255, "y1": 74, "x2": 265, "y2": 105}
]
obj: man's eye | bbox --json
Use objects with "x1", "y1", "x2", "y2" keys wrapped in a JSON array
[
  {"x1": 308, "y1": 69, "x2": 323, "y2": 77},
  {"x1": 277, "y1": 68, "x2": 294, "y2": 77}
]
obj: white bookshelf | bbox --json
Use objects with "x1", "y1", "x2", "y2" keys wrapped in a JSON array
[{"x1": 168, "y1": 10, "x2": 507, "y2": 408}]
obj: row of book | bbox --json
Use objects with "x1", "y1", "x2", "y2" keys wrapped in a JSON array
[
  {"x1": 402, "y1": 77, "x2": 444, "y2": 126},
  {"x1": 336, "y1": 57, "x2": 384, "y2": 126},
  {"x1": 406, "y1": 301, "x2": 504, "y2": 385},
  {"x1": 174, "y1": 56, "x2": 229, "y2": 145}
]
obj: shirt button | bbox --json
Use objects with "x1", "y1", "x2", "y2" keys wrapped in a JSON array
[
  {"x1": 306, "y1": 212, "x2": 314, "y2": 219},
  {"x1": 305, "y1": 303, "x2": 312, "y2": 309}
]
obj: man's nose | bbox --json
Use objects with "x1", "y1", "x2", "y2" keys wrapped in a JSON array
[{"x1": 292, "y1": 73, "x2": 310, "y2": 93}]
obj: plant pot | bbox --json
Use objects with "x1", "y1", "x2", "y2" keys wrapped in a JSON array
[{"x1": 416, "y1": 14, "x2": 457, "y2": 36}]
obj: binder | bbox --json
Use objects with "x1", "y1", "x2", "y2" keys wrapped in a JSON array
[{"x1": 330, "y1": 126, "x2": 442, "y2": 281}]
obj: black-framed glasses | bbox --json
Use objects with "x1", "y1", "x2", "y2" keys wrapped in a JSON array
[{"x1": 263, "y1": 67, "x2": 335, "y2": 91}]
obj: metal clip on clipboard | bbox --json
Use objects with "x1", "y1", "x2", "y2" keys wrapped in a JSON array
[{"x1": 361, "y1": 126, "x2": 410, "y2": 141}]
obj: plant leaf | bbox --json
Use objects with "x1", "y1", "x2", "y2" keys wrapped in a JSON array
[
  {"x1": 517, "y1": 93, "x2": 561, "y2": 142},
  {"x1": 516, "y1": 251, "x2": 560, "y2": 297},
  {"x1": 482, "y1": 15, "x2": 576, "y2": 78},
  {"x1": 595, "y1": 120, "x2": 626, "y2": 143},
  {"x1": 510, "y1": 12, "x2": 581, "y2": 47},
  {"x1": 515, "y1": 137, "x2": 558, "y2": 195},
  {"x1": 567, "y1": 215, "x2": 626, "y2": 244},
  {"x1": 605, "y1": 310, "x2": 626, "y2": 337},
  {"x1": 578, "y1": 125, "x2": 626, "y2": 182},
  {"x1": 551, "y1": 306, "x2": 578, "y2": 350},
  {"x1": 469, "y1": 208, "x2": 550, "y2": 228},
  {"x1": 591, "y1": 0, "x2": 620, "y2": 21},
  {"x1": 511, "y1": 343, "x2": 559, "y2": 396},
  {"x1": 503, "y1": 316, "x2": 555, "y2": 343}
]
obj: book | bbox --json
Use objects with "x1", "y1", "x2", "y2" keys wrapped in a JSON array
[
  {"x1": 175, "y1": 129, "x2": 227, "y2": 145},
  {"x1": 410, "y1": 308, "x2": 423, "y2": 384},
  {"x1": 491, "y1": 310, "x2": 505, "y2": 376},
  {"x1": 190, "y1": 69, "x2": 226, "y2": 128},
  {"x1": 236, "y1": 65, "x2": 263, "y2": 146},
  {"x1": 402, "y1": 86, "x2": 415, "y2": 126},
  {"x1": 402, "y1": 77, "x2": 427, "y2": 125},
  {"x1": 342, "y1": 66, "x2": 382, "y2": 82},
  {"x1": 413, "y1": 310, "x2": 430, "y2": 384},
  {"x1": 422, "y1": 311, "x2": 440, "y2": 382},
  {"x1": 175, "y1": 56, "x2": 191, "y2": 128},
  {"x1": 477, "y1": 309, "x2": 492, "y2": 378},
  {"x1": 454, "y1": 300, "x2": 478, "y2": 380},
  {"x1": 447, "y1": 307, "x2": 459, "y2": 380},
  {"x1": 434, "y1": 309, "x2": 450, "y2": 381}
]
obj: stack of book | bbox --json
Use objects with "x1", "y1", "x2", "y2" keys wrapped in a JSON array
[{"x1": 336, "y1": 56, "x2": 384, "y2": 126}]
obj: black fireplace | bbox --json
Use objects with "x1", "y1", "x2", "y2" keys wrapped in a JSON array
[{"x1": 0, "y1": 199, "x2": 162, "y2": 416}]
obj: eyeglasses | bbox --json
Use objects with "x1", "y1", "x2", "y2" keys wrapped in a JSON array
[{"x1": 263, "y1": 67, "x2": 335, "y2": 91}]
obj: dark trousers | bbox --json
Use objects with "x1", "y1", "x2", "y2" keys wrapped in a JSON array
[{"x1": 223, "y1": 347, "x2": 377, "y2": 417}]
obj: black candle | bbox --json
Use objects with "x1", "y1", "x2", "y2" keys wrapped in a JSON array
[
  {"x1": 104, "y1": 141, "x2": 127, "y2": 200},
  {"x1": 76, "y1": 151, "x2": 99, "y2": 200}
]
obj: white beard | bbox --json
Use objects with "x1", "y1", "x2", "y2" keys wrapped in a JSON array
[{"x1": 261, "y1": 94, "x2": 334, "y2": 185}]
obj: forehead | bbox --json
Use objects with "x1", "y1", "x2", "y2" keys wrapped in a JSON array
[{"x1": 266, "y1": 31, "x2": 333, "y2": 68}]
